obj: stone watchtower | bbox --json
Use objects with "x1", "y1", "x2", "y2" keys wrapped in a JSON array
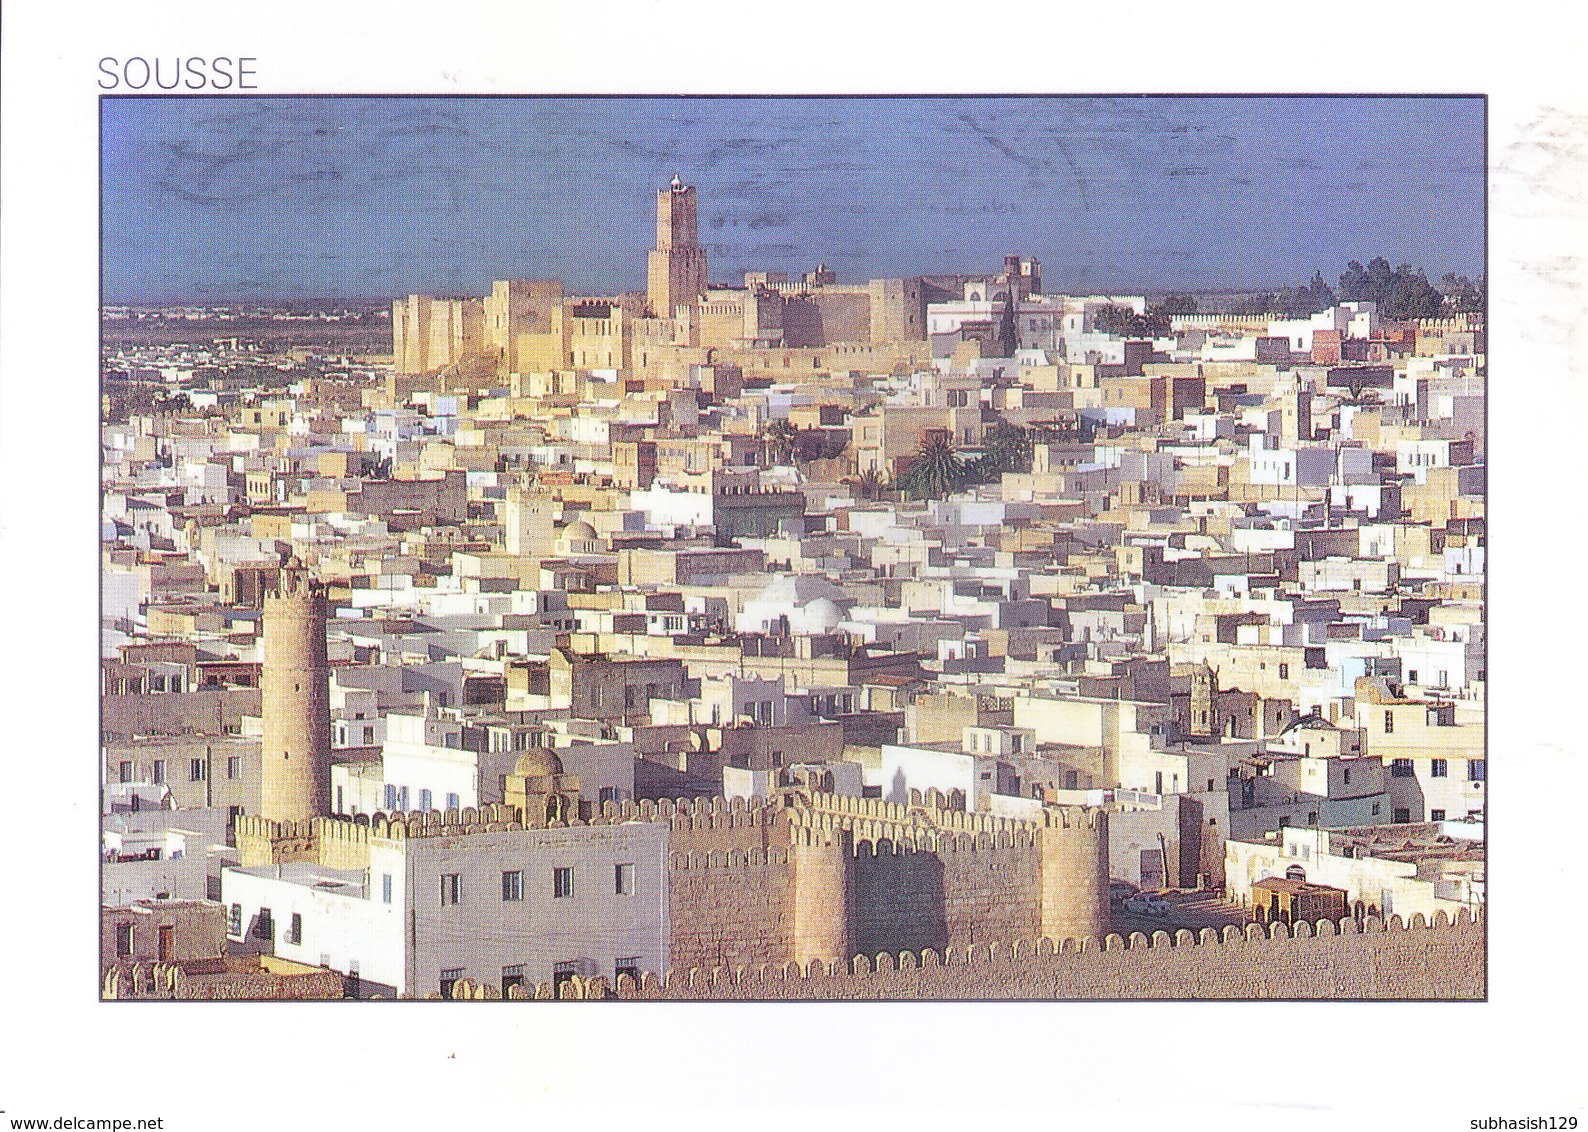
[
  {"x1": 1038, "y1": 806, "x2": 1111, "y2": 944},
  {"x1": 258, "y1": 565, "x2": 332, "y2": 823},
  {"x1": 647, "y1": 175, "x2": 708, "y2": 319}
]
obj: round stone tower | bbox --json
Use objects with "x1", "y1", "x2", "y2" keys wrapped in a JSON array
[
  {"x1": 1039, "y1": 806, "x2": 1111, "y2": 945},
  {"x1": 258, "y1": 565, "x2": 332, "y2": 823},
  {"x1": 791, "y1": 825, "x2": 851, "y2": 967}
]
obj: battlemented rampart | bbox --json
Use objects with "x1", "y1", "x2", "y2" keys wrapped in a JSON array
[
  {"x1": 441, "y1": 909, "x2": 1482, "y2": 1001},
  {"x1": 237, "y1": 791, "x2": 1107, "y2": 974},
  {"x1": 103, "y1": 960, "x2": 346, "y2": 1001}
]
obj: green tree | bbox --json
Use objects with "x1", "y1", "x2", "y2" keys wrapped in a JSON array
[
  {"x1": 1304, "y1": 270, "x2": 1337, "y2": 312},
  {"x1": 977, "y1": 419, "x2": 1033, "y2": 480},
  {"x1": 1154, "y1": 292, "x2": 1199, "y2": 316},
  {"x1": 854, "y1": 465, "x2": 887, "y2": 502},
  {"x1": 1092, "y1": 304, "x2": 1134, "y2": 337},
  {"x1": 900, "y1": 431, "x2": 966, "y2": 500},
  {"x1": 1339, "y1": 257, "x2": 1443, "y2": 319},
  {"x1": 761, "y1": 418, "x2": 796, "y2": 465},
  {"x1": 1095, "y1": 304, "x2": 1170, "y2": 339}
]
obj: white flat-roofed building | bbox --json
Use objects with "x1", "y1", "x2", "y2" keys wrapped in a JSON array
[{"x1": 222, "y1": 820, "x2": 668, "y2": 998}]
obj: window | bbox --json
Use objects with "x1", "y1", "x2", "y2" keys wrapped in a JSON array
[
  {"x1": 1308, "y1": 811, "x2": 1318, "y2": 825},
  {"x1": 615, "y1": 863, "x2": 635, "y2": 896},
  {"x1": 119, "y1": 761, "x2": 133, "y2": 784},
  {"x1": 1393, "y1": 807, "x2": 1411, "y2": 823},
  {"x1": 1431, "y1": 758, "x2": 1448, "y2": 778},
  {"x1": 1371, "y1": 802, "x2": 1381, "y2": 816},
  {"x1": 441, "y1": 873, "x2": 462, "y2": 906},
  {"x1": 1383, "y1": 711, "x2": 1394, "y2": 735},
  {"x1": 1278, "y1": 663, "x2": 1289, "y2": 680},
  {"x1": 502, "y1": 870, "x2": 524, "y2": 901},
  {"x1": 228, "y1": 903, "x2": 242, "y2": 935},
  {"x1": 439, "y1": 968, "x2": 463, "y2": 999},
  {"x1": 188, "y1": 757, "x2": 206, "y2": 782},
  {"x1": 419, "y1": 789, "x2": 432, "y2": 812},
  {"x1": 1154, "y1": 771, "x2": 1163, "y2": 794},
  {"x1": 381, "y1": 874, "x2": 392, "y2": 905},
  {"x1": 1408, "y1": 669, "x2": 1419, "y2": 684},
  {"x1": 445, "y1": 793, "x2": 459, "y2": 811},
  {"x1": 151, "y1": 760, "x2": 166, "y2": 785},
  {"x1": 384, "y1": 784, "x2": 397, "y2": 811},
  {"x1": 502, "y1": 964, "x2": 525, "y2": 994},
  {"x1": 1431, "y1": 809, "x2": 1446, "y2": 822},
  {"x1": 254, "y1": 908, "x2": 273, "y2": 940},
  {"x1": 553, "y1": 961, "x2": 578, "y2": 996},
  {"x1": 115, "y1": 923, "x2": 133, "y2": 958},
  {"x1": 1343, "y1": 768, "x2": 1351, "y2": 785},
  {"x1": 1468, "y1": 759, "x2": 1486, "y2": 782},
  {"x1": 1390, "y1": 759, "x2": 1414, "y2": 778},
  {"x1": 616, "y1": 957, "x2": 641, "y2": 984},
  {"x1": 553, "y1": 867, "x2": 574, "y2": 899},
  {"x1": 398, "y1": 786, "x2": 409, "y2": 812},
  {"x1": 287, "y1": 913, "x2": 302, "y2": 945}
]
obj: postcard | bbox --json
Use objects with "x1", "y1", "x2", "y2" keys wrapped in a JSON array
[{"x1": 1, "y1": 2, "x2": 1581, "y2": 1127}]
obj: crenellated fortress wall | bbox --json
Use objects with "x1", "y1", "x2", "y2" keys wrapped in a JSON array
[{"x1": 431, "y1": 908, "x2": 1483, "y2": 1002}]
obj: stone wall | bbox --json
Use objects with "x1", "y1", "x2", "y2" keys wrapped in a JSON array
[
  {"x1": 668, "y1": 846, "x2": 797, "y2": 970},
  {"x1": 233, "y1": 793, "x2": 1107, "y2": 984},
  {"x1": 613, "y1": 910, "x2": 1484, "y2": 1001},
  {"x1": 102, "y1": 959, "x2": 347, "y2": 1000},
  {"x1": 851, "y1": 837, "x2": 1041, "y2": 956}
]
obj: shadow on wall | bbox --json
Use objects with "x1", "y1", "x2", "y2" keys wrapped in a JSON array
[
  {"x1": 887, "y1": 767, "x2": 907, "y2": 805},
  {"x1": 851, "y1": 849, "x2": 948, "y2": 957}
]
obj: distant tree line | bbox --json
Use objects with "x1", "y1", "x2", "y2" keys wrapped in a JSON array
[
  {"x1": 1222, "y1": 259, "x2": 1484, "y2": 320},
  {"x1": 1092, "y1": 305, "x2": 1171, "y2": 339}
]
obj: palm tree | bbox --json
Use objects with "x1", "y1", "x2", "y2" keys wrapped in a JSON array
[
  {"x1": 761, "y1": 418, "x2": 796, "y2": 466},
  {"x1": 904, "y1": 431, "x2": 965, "y2": 500},
  {"x1": 855, "y1": 465, "x2": 886, "y2": 502}
]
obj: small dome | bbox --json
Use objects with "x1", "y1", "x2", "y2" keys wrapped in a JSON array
[
  {"x1": 805, "y1": 597, "x2": 842, "y2": 633},
  {"x1": 561, "y1": 519, "x2": 598, "y2": 541},
  {"x1": 514, "y1": 749, "x2": 563, "y2": 778}
]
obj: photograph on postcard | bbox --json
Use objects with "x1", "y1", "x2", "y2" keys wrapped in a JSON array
[{"x1": 98, "y1": 95, "x2": 1485, "y2": 1002}]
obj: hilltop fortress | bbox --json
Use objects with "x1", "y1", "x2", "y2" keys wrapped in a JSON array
[{"x1": 391, "y1": 176, "x2": 934, "y2": 387}]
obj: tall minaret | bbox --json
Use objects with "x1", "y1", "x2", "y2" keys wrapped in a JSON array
[
  {"x1": 647, "y1": 175, "x2": 708, "y2": 319},
  {"x1": 258, "y1": 563, "x2": 332, "y2": 823}
]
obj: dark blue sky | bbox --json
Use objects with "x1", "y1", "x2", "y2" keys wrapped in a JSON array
[{"x1": 101, "y1": 96, "x2": 1484, "y2": 303}]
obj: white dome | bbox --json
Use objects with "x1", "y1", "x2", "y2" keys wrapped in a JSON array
[{"x1": 804, "y1": 598, "x2": 842, "y2": 634}]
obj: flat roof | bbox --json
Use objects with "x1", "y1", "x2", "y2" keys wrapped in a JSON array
[
  {"x1": 1253, "y1": 877, "x2": 1345, "y2": 896},
  {"x1": 228, "y1": 862, "x2": 368, "y2": 899}
]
